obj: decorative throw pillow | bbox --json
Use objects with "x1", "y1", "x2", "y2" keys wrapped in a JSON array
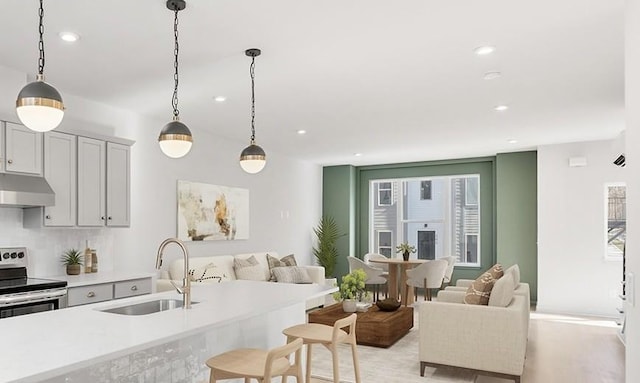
[
  {"x1": 234, "y1": 255, "x2": 267, "y2": 281},
  {"x1": 188, "y1": 263, "x2": 228, "y2": 283},
  {"x1": 504, "y1": 264, "x2": 520, "y2": 286},
  {"x1": 487, "y1": 263, "x2": 504, "y2": 280},
  {"x1": 464, "y1": 272, "x2": 496, "y2": 305},
  {"x1": 271, "y1": 266, "x2": 312, "y2": 284},
  {"x1": 488, "y1": 272, "x2": 515, "y2": 307},
  {"x1": 267, "y1": 254, "x2": 298, "y2": 281}
]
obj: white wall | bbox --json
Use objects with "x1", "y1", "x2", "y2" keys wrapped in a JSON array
[
  {"x1": 625, "y1": 1, "x2": 639, "y2": 380},
  {"x1": 537, "y1": 139, "x2": 624, "y2": 317},
  {"x1": 0, "y1": 65, "x2": 322, "y2": 277}
]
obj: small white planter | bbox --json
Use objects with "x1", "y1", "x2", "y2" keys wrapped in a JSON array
[{"x1": 342, "y1": 299, "x2": 357, "y2": 313}]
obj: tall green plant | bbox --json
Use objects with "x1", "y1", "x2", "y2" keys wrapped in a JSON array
[{"x1": 313, "y1": 216, "x2": 343, "y2": 278}]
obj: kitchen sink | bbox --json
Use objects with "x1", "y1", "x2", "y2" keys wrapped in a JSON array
[{"x1": 99, "y1": 299, "x2": 197, "y2": 315}]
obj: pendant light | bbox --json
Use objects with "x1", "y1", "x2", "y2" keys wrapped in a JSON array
[
  {"x1": 16, "y1": 0, "x2": 64, "y2": 133},
  {"x1": 239, "y1": 49, "x2": 267, "y2": 174},
  {"x1": 158, "y1": 0, "x2": 193, "y2": 159}
]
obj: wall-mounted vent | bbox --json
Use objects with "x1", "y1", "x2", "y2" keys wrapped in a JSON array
[{"x1": 613, "y1": 154, "x2": 626, "y2": 167}]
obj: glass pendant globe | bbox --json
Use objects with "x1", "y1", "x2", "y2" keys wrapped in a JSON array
[
  {"x1": 16, "y1": 105, "x2": 64, "y2": 132},
  {"x1": 239, "y1": 158, "x2": 266, "y2": 174},
  {"x1": 159, "y1": 139, "x2": 192, "y2": 158}
]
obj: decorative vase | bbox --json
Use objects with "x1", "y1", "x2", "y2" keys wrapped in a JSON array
[
  {"x1": 342, "y1": 299, "x2": 357, "y2": 313},
  {"x1": 66, "y1": 264, "x2": 81, "y2": 275},
  {"x1": 403, "y1": 251, "x2": 410, "y2": 261}
]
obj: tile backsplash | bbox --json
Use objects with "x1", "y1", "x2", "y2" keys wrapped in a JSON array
[{"x1": 0, "y1": 208, "x2": 115, "y2": 276}]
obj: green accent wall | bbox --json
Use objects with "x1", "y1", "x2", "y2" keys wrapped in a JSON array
[
  {"x1": 322, "y1": 153, "x2": 538, "y2": 302},
  {"x1": 322, "y1": 165, "x2": 356, "y2": 278},
  {"x1": 496, "y1": 151, "x2": 538, "y2": 302}
]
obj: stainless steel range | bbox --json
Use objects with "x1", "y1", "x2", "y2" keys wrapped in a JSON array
[{"x1": 0, "y1": 247, "x2": 67, "y2": 318}]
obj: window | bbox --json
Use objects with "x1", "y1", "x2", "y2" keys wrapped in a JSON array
[
  {"x1": 464, "y1": 234, "x2": 478, "y2": 263},
  {"x1": 420, "y1": 181, "x2": 432, "y2": 200},
  {"x1": 606, "y1": 184, "x2": 626, "y2": 260},
  {"x1": 369, "y1": 175, "x2": 481, "y2": 266},
  {"x1": 378, "y1": 182, "x2": 392, "y2": 206},
  {"x1": 377, "y1": 231, "x2": 393, "y2": 257},
  {"x1": 465, "y1": 177, "x2": 478, "y2": 206}
]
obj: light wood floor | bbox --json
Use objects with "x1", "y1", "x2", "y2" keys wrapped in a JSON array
[{"x1": 307, "y1": 309, "x2": 625, "y2": 383}]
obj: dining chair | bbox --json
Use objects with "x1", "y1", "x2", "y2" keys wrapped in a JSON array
[
  {"x1": 440, "y1": 256, "x2": 457, "y2": 288},
  {"x1": 405, "y1": 259, "x2": 448, "y2": 304},
  {"x1": 283, "y1": 314, "x2": 360, "y2": 383},
  {"x1": 348, "y1": 256, "x2": 387, "y2": 301},
  {"x1": 363, "y1": 252, "x2": 389, "y2": 272},
  {"x1": 205, "y1": 337, "x2": 304, "y2": 382}
]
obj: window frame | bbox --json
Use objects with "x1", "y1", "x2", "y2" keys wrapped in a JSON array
[
  {"x1": 605, "y1": 182, "x2": 626, "y2": 261},
  {"x1": 464, "y1": 177, "x2": 479, "y2": 206},
  {"x1": 369, "y1": 174, "x2": 481, "y2": 267},
  {"x1": 376, "y1": 230, "x2": 393, "y2": 257}
]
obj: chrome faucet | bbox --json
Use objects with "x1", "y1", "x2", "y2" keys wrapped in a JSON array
[{"x1": 156, "y1": 238, "x2": 191, "y2": 309}]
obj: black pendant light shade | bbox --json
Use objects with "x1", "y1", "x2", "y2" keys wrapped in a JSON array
[
  {"x1": 158, "y1": 0, "x2": 193, "y2": 159},
  {"x1": 16, "y1": 0, "x2": 64, "y2": 132},
  {"x1": 239, "y1": 48, "x2": 267, "y2": 174}
]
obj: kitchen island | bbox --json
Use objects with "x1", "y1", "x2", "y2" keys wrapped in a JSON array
[{"x1": 1, "y1": 280, "x2": 334, "y2": 383}]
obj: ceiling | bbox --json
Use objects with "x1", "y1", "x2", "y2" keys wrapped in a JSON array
[{"x1": 0, "y1": 0, "x2": 625, "y2": 166}]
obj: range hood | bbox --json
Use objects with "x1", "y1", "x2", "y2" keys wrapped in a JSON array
[{"x1": 0, "y1": 173, "x2": 55, "y2": 207}]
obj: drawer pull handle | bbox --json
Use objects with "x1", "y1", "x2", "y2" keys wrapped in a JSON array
[
  {"x1": 87, "y1": 291, "x2": 96, "y2": 298},
  {"x1": 7, "y1": 159, "x2": 13, "y2": 164},
  {"x1": 131, "y1": 285, "x2": 138, "y2": 291},
  {"x1": 45, "y1": 215, "x2": 51, "y2": 219}
]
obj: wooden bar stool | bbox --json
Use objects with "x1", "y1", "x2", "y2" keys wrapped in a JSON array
[
  {"x1": 282, "y1": 313, "x2": 361, "y2": 383},
  {"x1": 205, "y1": 337, "x2": 303, "y2": 383}
]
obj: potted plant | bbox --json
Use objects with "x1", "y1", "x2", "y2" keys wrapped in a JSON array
[
  {"x1": 332, "y1": 269, "x2": 369, "y2": 312},
  {"x1": 396, "y1": 242, "x2": 416, "y2": 261},
  {"x1": 61, "y1": 248, "x2": 83, "y2": 275},
  {"x1": 313, "y1": 216, "x2": 344, "y2": 278}
]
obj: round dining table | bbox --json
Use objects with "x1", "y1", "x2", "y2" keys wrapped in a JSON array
[{"x1": 369, "y1": 257, "x2": 427, "y2": 306}]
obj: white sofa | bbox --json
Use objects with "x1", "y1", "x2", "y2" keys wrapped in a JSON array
[{"x1": 157, "y1": 251, "x2": 326, "y2": 310}]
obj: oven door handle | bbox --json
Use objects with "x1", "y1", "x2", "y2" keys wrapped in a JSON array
[{"x1": 0, "y1": 289, "x2": 67, "y2": 306}]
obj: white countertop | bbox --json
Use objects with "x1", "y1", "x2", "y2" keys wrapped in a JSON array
[
  {"x1": 34, "y1": 271, "x2": 156, "y2": 288},
  {"x1": 1, "y1": 280, "x2": 334, "y2": 383}
]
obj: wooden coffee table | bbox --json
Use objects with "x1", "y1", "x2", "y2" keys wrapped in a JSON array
[{"x1": 308, "y1": 303, "x2": 413, "y2": 348}]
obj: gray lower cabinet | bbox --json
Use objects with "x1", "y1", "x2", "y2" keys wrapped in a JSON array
[{"x1": 66, "y1": 277, "x2": 152, "y2": 307}]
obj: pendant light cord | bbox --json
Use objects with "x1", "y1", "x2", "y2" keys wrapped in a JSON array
[
  {"x1": 37, "y1": 0, "x2": 45, "y2": 76},
  {"x1": 171, "y1": 7, "x2": 180, "y2": 118},
  {"x1": 250, "y1": 56, "x2": 256, "y2": 143}
]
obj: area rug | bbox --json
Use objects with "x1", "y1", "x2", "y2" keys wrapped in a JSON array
[{"x1": 308, "y1": 311, "x2": 480, "y2": 383}]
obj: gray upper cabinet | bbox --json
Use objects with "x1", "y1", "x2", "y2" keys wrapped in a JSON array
[
  {"x1": 0, "y1": 122, "x2": 4, "y2": 173},
  {"x1": 4, "y1": 122, "x2": 42, "y2": 176},
  {"x1": 78, "y1": 137, "x2": 107, "y2": 226},
  {"x1": 43, "y1": 132, "x2": 77, "y2": 226},
  {"x1": 77, "y1": 137, "x2": 131, "y2": 227},
  {"x1": 106, "y1": 142, "x2": 130, "y2": 227},
  {"x1": 23, "y1": 130, "x2": 132, "y2": 229}
]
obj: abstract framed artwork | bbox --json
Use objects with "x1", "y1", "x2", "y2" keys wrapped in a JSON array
[{"x1": 177, "y1": 180, "x2": 249, "y2": 241}]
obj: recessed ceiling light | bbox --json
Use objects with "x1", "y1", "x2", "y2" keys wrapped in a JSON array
[
  {"x1": 213, "y1": 96, "x2": 226, "y2": 102},
  {"x1": 483, "y1": 71, "x2": 502, "y2": 80},
  {"x1": 296, "y1": 129, "x2": 307, "y2": 135},
  {"x1": 494, "y1": 105, "x2": 509, "y2": 111},
  {"x1": 354, "y1": 153, "x2": 363, "y2": 157},
  {"x1": 59, "y1": 31, "x2": 80, "y2": 43},
  {"x1": 507, "y1": 139, "x2": 518, "y2": 144},
  {"x1": 474, "y1": 45, "x2": 495, "y2": 56}
]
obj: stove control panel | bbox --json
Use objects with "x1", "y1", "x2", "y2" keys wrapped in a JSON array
[{"x1": 0, "y1": 247, "x2": 27, "y2": 268}]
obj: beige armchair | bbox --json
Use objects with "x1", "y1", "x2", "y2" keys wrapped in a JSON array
[{"x1": 419, "y1": 273, "x2": 528, "y2": 383}]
